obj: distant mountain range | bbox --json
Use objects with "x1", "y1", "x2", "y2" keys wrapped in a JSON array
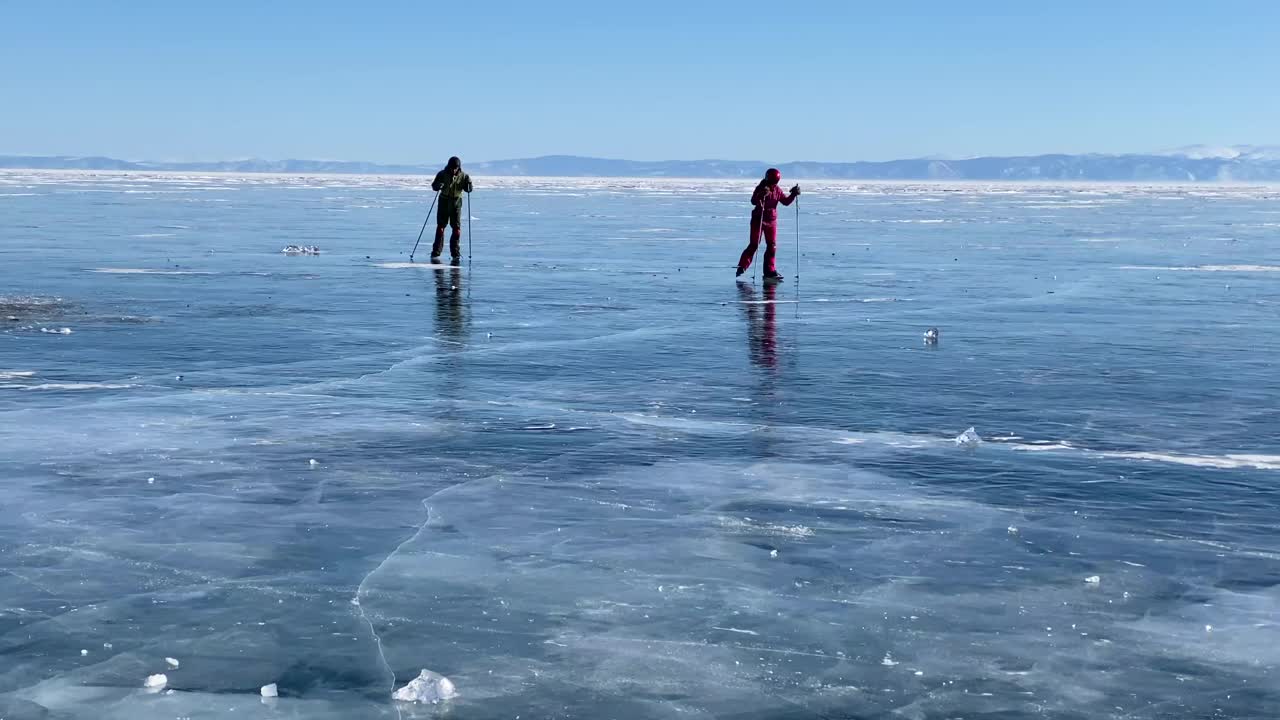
[{"x1": 4, "y1": 146, "x2": 1280, "y2": 181}]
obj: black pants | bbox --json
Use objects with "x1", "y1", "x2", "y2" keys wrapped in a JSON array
[{"x1": 431, "y1": 199, "x2": 462, "y2": 258}]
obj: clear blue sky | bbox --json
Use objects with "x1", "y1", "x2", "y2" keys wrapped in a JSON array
[{"x1": 3, "y1": 1, "x2": 1277, "y2": 163}]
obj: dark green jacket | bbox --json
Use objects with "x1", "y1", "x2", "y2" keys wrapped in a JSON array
[{"x1": 432, "y1": 169, "x2": 473, "y2": 203}]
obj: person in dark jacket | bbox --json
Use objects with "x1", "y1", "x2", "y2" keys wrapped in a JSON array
[{"x1": 430, "y1": 156, "x2": 473, "y2": 263}]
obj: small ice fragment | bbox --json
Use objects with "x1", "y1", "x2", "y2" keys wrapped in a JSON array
[
  {"x1": 1007, "y1": 526, "x2": 1018, "y2": 534},
  {"x1": 260, "y1": 683, "x2": 278, "y2": 698},
  {"x1": 955, "y1": 427, "x2": 982, "y2": 447},
  {"x1": 923, "y1": 327, "x2": 939, "y2": 344},
  {"x1": 309, "y1": 459, "x2": 319, "y2": 467},
  {"x1": 103, "y1": 643, "x2": 113, "y2": 649},
  {"x1": 1085, "y1": 575, "x2": 1101, "y2": 585},
  {"x1": 80, "y1": 649, "x2": 88, "y2": 656},
  {"x1": 175, "y1": 375, "x2": 183, "y2": 381},
  {"x1": 1205, "y1": 625, "x2": 1213, "y2": 633},
  {"x1": 914, "y1": 670, "x2": 924, "y2": 676},
  {"x1": 881, "y1": 653, "x2": 899, "y2": 667},
  {"x1": 770, "y1": 549, "x2": 779, "y2": 558},
  {"x1": 144, "y1": 673, "x2": 168, "y2": 690},
  {"x1": 392, "y1": 669, "x2": 457, "y2": 704},
  {"x1": 147, "y1": 477, "x2": 155, "y2": 484},
  {"x1": 165, "y1": 657, "x2": 180, "y2": 668}
]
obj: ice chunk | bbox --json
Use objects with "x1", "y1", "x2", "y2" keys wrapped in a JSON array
[
  {"x1": 166, "y1": 657, "x2": 180, "y2": 668},
  {"x1": 769, "y1": 549, "x2": 778, "y2": 558},
  {"x1": 260, "y1": 683, "x2": 278, "y2": 698},
  {"x1": 39, "y1": 327, "x2": 72, "y2": 335},
  {"x1": 1007, "y1": 526, "x2": 1019, "y2": 534},
  {"x1": 80, "y1": 649, "x2": 88, "y2": 656},
  {"x1": 392, "y1": 669, "x2": 458, "y2": 704},
  {"x1": 954, "y1": 427, "x2": 982, "y2": 447},
  {"x1": 881, "y1": 653, "x2": 899, "y2": 667},
  {"x1": 144, "y1": 673, "x2": 168, "y2": 691},
  {"x1": 281, "y1": 245, "x2": 321, "y2": 255},
  {"x1": 1085, "y1": 575, "x2": 1101, "y2": 585},
  {"x1": 309, "y1": 459, "x2": 320, "y2": 468}
]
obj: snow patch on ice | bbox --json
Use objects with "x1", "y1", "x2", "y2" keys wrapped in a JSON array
[
  {"x1": 712, "y1": 626, "x2": 760, "y2": 636},
  {"x1": 1118, "y1": 264, "x2": 1280, "y2": 273},
  {"x1": 21, "y1": 382, "x2": 135, "y2": 391},
  {"x1": 718, "y1": 516, "x2": 815, "y2": 538},
  {"x1": 374, "y1": 261, "x2": 454, "y2": 269},
  {"x1": 1100, "y1": 451, "x2": 1280, "y2": 471},
  {"x1": 144, "y1": 673, "x2": 168, "y2": 691},
  {"x1": 0, "y1": 370, "x2": 37, "y2": 379},
  {"x1": 89, "y1": 268, "x2": 214, "y2": 275}
]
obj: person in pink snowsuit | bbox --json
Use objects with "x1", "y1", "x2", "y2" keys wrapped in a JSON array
[{"x1": 736, "y1": 168, "x2": 800, "y2": 280}]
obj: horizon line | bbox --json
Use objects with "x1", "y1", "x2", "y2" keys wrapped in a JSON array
[{"x1": 2, "y1": 146, "x2": 1275, "y2": 167}]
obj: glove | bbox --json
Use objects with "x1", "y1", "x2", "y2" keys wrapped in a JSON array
[{"x1": 790, "y1": 184, "x2": 801, "y2": 196}]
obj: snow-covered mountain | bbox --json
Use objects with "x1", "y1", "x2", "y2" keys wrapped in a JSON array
[
  {"x1": 1156, "y1": 144, "x2": 1280, "y2": 161},
  {"x1": 4, "y1": 150, "x2": 1280, "y2": 181}
]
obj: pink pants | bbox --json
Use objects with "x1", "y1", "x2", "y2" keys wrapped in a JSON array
[{"x1": 738, "y1": 215, "x2": 777, "y2": 273}]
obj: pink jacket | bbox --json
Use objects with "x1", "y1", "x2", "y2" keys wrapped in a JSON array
[{"x1": 751, "y1": 184, "x2": 795, "y2": 223}]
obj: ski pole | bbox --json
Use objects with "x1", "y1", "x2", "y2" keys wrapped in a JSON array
[
  {"x1": 409, "y1": 190, "x2": 439, "y2": 262},
  {"x1": 752, "y1": 216, "x2": 759, "y2": 283},
  {"x1": 467, "y1": 192, "x2": 472, "y2": 262},
  {"x1": 794, "y1": 195, "x2": 800, "y2": 283},
  {"x1": 752, "y1": 182, "x2": 761, "y2": 283}
]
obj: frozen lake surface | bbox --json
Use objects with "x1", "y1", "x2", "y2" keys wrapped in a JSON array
[{"x1": 1, "y1": 171, "x2": 1279, "y2": 718}]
